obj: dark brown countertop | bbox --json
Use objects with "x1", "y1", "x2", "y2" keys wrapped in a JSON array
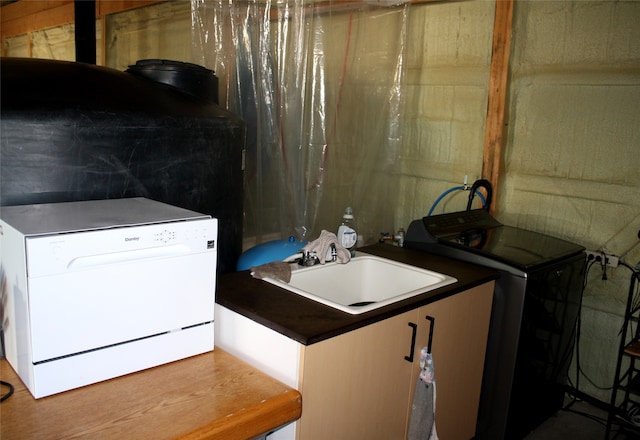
[{"x1": 216, "y1": 243, "x2": 499, "y2": 345}]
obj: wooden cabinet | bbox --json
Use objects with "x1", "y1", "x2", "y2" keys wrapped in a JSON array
[
  {"x1": 215, "y1": 281, "x2": 494, "y2": 440},
  {"x1": 412, "y1": 283, "x2": 494, "y2": 439},
  {"x1": 297, "y1": 309, "x2": 416, "y2": 438},
  {"x1": 296, "y1": 282, "x2": 493, "y2": 439}
]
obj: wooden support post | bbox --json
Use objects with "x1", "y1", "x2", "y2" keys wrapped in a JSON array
[{"x1": 482, "y1": 0, "x2": 513, "y2": 215}]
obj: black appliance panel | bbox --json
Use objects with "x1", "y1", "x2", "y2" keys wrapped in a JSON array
[
  {"x1": 421, "y1": 209, "x2": 584, "y2": 270},
  {"x1": 507, "y1": 253, "x2": 584, "y2": 439}
]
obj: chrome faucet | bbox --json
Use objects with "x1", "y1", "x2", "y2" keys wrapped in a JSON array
[
  {"x1": 330, "y1": 243, "x2": 337, "y2": 262},
  {"x1": 299, "y1": 250, "x2": 320, "y2": 266},
  {"x1": 298, "y1": 243, "x2": 338, "y2": 266}
]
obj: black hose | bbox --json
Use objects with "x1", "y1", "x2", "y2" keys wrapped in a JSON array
[{"x1": 466, "y1": 179, "x2": 493, "y2": 212}]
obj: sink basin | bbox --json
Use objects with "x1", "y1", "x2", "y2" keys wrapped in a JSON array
[{"x1": 263, "y1": 254, "x2": 457, "y2": 314}]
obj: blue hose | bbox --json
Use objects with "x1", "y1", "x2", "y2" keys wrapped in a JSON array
[{"x1": 427, "y1": 186, "x2": 486, "y2": 216}]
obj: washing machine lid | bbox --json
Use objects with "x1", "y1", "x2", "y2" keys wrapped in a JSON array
[{"x1": 421, "y1": 209, "x2": 585, "y2": 270}]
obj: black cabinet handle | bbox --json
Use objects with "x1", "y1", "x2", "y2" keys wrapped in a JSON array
[
  {"x1": 405, "y1": 322, "x2": 418, "y2": 362},
  {"x1": 425, "y1": 315, "x2": 435, "y2": 354}
]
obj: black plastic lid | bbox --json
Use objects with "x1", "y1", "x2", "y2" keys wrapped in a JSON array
[{"x1": 126, "y1": 59, "x2": 219, "y2": 104}]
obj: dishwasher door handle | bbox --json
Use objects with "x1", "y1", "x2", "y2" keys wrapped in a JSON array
[{"x1": 67, "y1": 244, "x2": 191, "y2": 269}]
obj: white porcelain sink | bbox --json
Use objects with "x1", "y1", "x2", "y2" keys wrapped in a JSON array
[{"x1": 263, "y1": 254, "x2": 457, "y2": 314}]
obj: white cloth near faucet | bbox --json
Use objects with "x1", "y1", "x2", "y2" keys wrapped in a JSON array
[{"x1": 302, "y1": 230, "x2": 351, "y2": 264}]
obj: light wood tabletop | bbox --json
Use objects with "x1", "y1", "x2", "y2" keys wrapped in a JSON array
[{"x1": 0, "y1": 349, "x2": 301, "y2": 440}]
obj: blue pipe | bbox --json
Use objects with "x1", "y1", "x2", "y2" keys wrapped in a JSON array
[
  {"x1": 473, "y1": 190, "x2": 487, "y2": 209},
  {"x1": 427, "y1": 186, "x2": 486, "y2": 216}
]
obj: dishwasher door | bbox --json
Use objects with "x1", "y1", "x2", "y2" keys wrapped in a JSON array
[{"x1": 25, "y1": 219, "x2": 217, "y2": 364}]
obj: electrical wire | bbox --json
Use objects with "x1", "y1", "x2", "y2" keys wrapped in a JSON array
[
  {"x1": 570, "y1": 259, "x2": 617, "y2": 395},
  {"x1": 568, "y1": 260, "x2": 595, "y2": 394},
  {"x1": 0, "y1": 380, "x2": 14, "y2": 402},
  {"x1": 561, "y1": 259, "x2": 617, "y2": 430},
  {"x1": 304, "y1": 11, "x2": 353, "y2": 192},
  {"x1": 574, "y1": 260, "x2": 640, "y2": 391},
  {"x1": 566, "y1": 258, "x2": 640, "y2": 433}
]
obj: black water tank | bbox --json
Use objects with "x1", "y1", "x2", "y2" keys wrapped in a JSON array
[{"x1": 1, "y1": 58, "x2": 246, "y2": 273}]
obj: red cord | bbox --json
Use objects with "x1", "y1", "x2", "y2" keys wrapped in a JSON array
[
  {"x1": 303, "y1": 11, "x2": 353, "y2": 192},
  {"x1": 275, "y1": 10, "x2": 354, "y2": 191}
]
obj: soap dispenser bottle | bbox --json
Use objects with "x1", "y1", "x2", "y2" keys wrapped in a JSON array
[{"x1": 337, "y1": 206, "x2": 358, "y2": 257}]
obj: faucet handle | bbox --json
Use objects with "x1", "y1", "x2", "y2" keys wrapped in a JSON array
[{"x1": 299, "y1": 249, "x2": 320, "y2": 266}]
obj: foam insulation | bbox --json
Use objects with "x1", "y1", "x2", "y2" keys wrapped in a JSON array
[
  {"x1": 397, "y1": 0, "x2": 495, "y2": 224},
  {"x1": 503, "y1": 0, "x2": 640, "y2": 405},
  {"x1": 29, "y1": 24, "x2": 76, "y2": 61},
  {"x1": 398, "y1": 0, "x2": 639, "y2": 407},
  {"x1": 3, "y1": 21, "x2": 102, "y2": 64},
  {"x1": 3, "y1": 33, "x2": 28, "y2": 57},
  {"x1": 105, "y1": 2, "x2": 191, "y2": 71}
]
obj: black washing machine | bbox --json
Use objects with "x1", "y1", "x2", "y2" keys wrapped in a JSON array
[{"x1": 405, "y1": 209, "x2": 585, "y2": 440}]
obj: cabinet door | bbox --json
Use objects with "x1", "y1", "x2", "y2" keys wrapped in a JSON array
[
  {"x1": 297, "y1": 310, "x2": 418, "y2": 440},
  {"x1": 410, "y1": 282, "x2": 494, "y2": 439}
]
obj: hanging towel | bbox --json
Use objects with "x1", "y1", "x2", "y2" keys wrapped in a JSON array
[{"x1": 407, "y1": 347, "x2": 439, "y2": 440}]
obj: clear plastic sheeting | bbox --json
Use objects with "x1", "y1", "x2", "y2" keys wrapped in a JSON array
[{"x1": 192, "y1": 0, "x2": 410, "y2": 247}]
